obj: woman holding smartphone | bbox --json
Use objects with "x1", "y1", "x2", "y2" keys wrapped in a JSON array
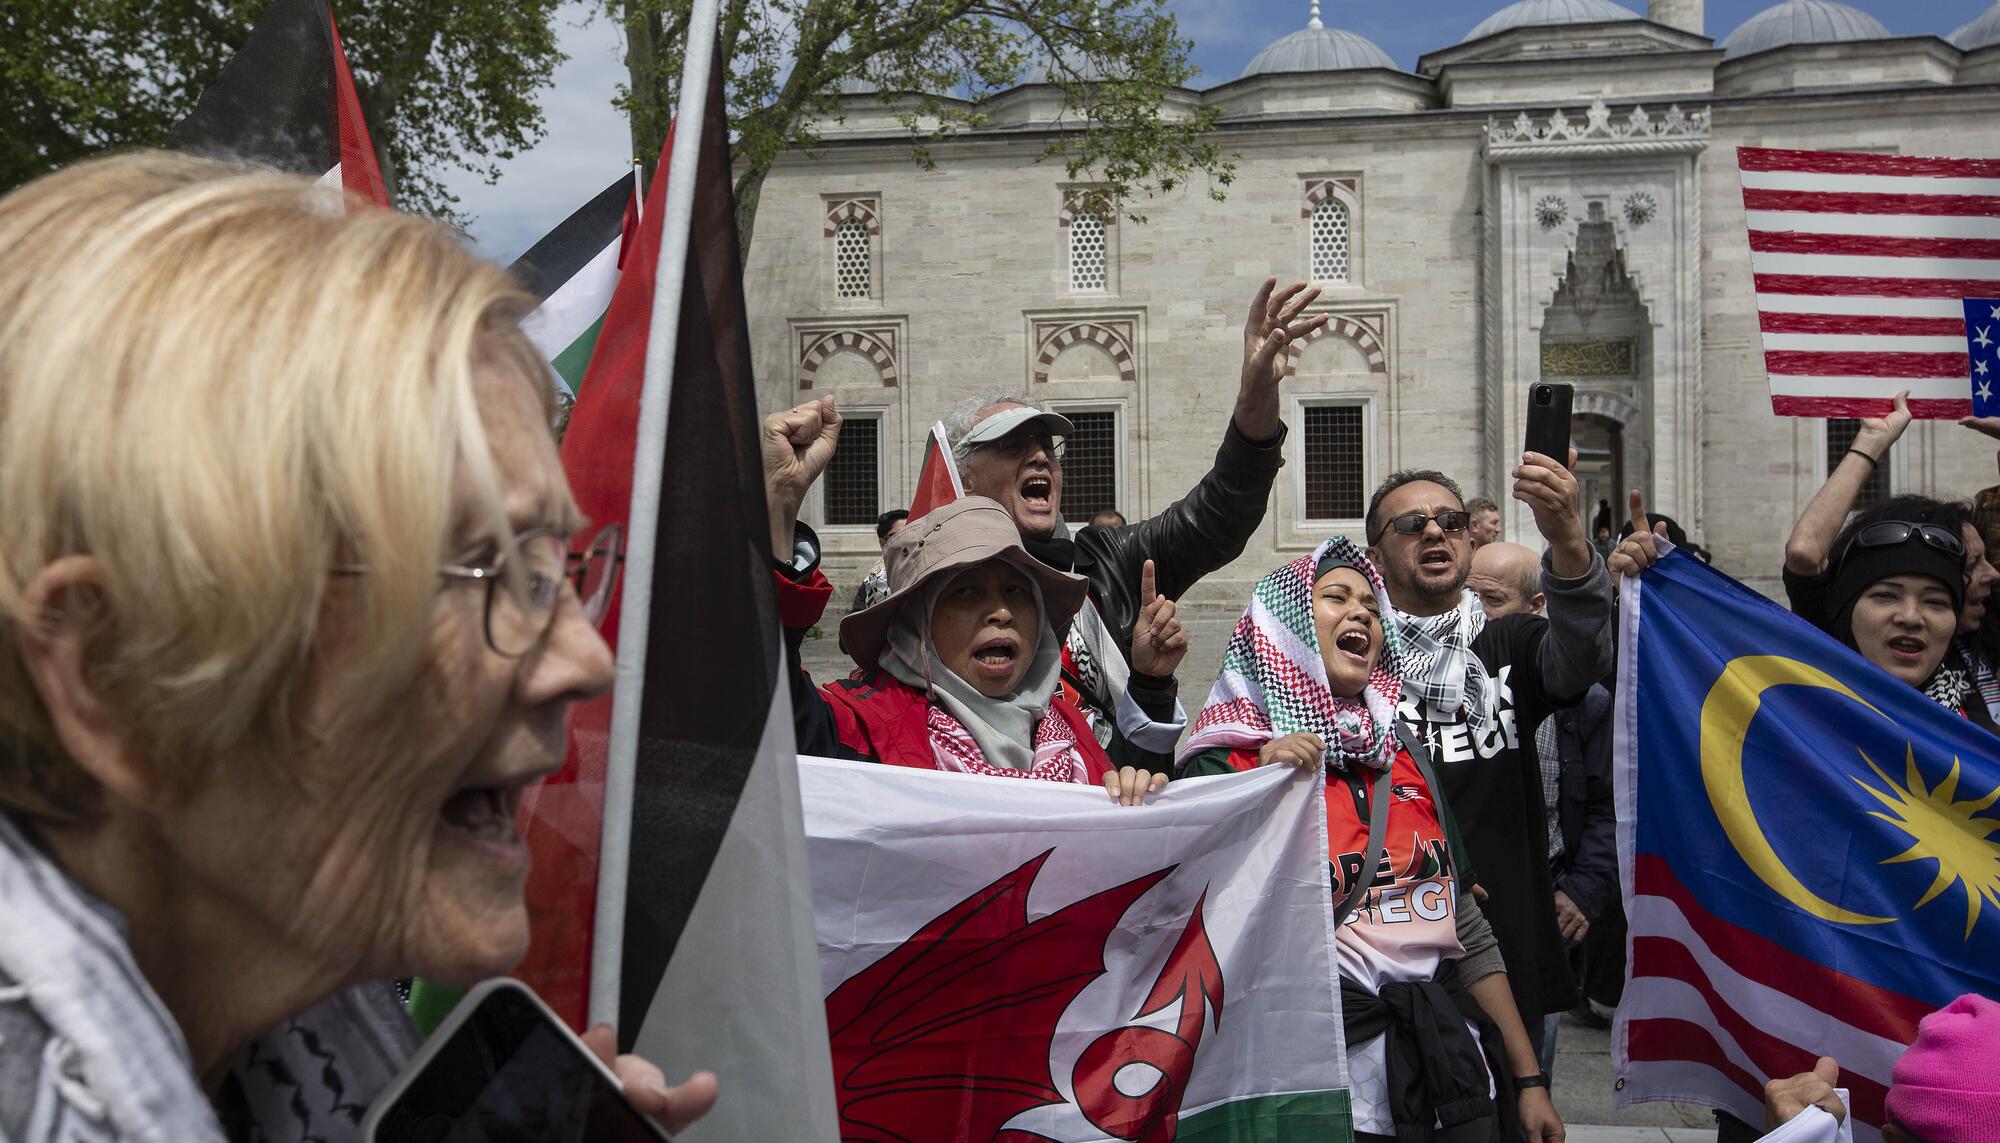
[{"x1": 0, "y1": 152, "x2": 713, "y2": 1139}]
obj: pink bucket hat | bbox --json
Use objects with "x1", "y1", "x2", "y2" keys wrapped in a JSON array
[{"x1": 1885, "y1": 993, "x2": 2000, "y2": 1142}]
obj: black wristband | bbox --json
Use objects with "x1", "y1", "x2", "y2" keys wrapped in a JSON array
[
  {"x1": 1846, "y1": 447, "x2": 1879, "y2": 470},
  {"x1": 1514, "y1": 1072, "x2": 1550, "y2": 1090}
]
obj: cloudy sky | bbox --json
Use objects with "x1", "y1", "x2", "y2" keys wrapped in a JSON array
[{"x1": 440, "y1": 0, "x2": 1997, "y2": 263}]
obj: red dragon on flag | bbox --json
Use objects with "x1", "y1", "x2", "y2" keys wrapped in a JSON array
[{"x1": 824, "y1": 851, "x2": 1222, "y2": 1143}]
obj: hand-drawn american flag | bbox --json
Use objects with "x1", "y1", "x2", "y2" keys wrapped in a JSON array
[{"x1": 1740, "y1": 146, "x2": 2000, "y2": 419}]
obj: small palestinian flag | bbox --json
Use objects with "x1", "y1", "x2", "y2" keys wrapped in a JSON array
[
  {"x1": 169, "y1": 0, "x2": 388, "y2": 208},
  {"x1": 512, "y1": 175, "x2": 639, "y2": 395},
  {"x1": 907, "y1": 420, "x2": 965, "y2": 522}
]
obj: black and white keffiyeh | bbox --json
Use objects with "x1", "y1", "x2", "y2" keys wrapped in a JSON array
[{"x1": 1389, "y1": 593, "x2": 1495, "y2": 739}]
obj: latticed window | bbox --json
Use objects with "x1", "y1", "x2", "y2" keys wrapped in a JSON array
[
  {"x1": 1303, "y1": 404, "x2": 1365, "y2": 520},
  {"x1": 834, "y1": 218, "x2": 872, "y2": 299},
  {"x1": 1310, "y1": 199, "x2": 1351, "y2": 283},
  {"x1": 823, "y1": 415, "x2": 879, "y2": 525},
  {"x1": 1827, "y1": 419, "x2": 1890, "y2": 511},
  {"x1": 1060, "y1": 410, "x2": 1118, "y2": 522},
  {"x1": 1069, "y1": 212, "x2": 1107, "y2": 293}
]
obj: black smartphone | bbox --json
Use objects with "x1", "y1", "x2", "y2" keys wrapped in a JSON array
[
  {"x1": 1524, "y1": 382, "x2": 1574, "y2": 468},
  {"x1": 362, "y1": 978, "x2": 670, "y2": 1143}
]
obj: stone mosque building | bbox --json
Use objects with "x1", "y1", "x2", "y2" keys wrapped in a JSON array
[{"x1": 743, "y1": 0, "x2": 2000, "y2": 617}]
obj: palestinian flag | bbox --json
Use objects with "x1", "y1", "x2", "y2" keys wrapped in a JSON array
[
  {"x1": 169, "y1": 0, "x2": 388, "y2": 208},
  {"x1": 906, "y1": 420, "x2": 964, "y2": 522},
  {"x1": 512, "y1": 28, "x2": 837, "y2": 1138},
  {"x1": 511, "y1": 174, "x2": 638, "y2": 395}
]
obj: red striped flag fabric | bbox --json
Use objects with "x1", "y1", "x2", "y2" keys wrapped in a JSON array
[{"x1": 1739, "y1": 146, "x2": 2000, "y2": 419}]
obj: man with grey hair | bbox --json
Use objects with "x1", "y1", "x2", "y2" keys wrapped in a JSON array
[{"x1": 942, "y1": 279, "x2": 1329, "y2": 772}]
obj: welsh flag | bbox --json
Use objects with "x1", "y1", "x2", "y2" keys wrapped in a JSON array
[
  {"x1": 512, "y1": 173, "x2": 639, "y2": 394},
  {"x1": 169, "y1": 0, "x2": 388, "y2": 208},
  {"x1": 801, "y1": 758, "x2": 1352, "y2": 1141}
]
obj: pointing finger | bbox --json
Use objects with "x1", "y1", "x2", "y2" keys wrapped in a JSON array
[
  {"x1": 1627, "y1": 488, "x2": 1649, "y2": 540},
  {"x1": 1140, "y1": 558, "x2": 1157, "y2": 608}
]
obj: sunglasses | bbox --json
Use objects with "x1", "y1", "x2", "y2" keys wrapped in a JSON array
[
  {"x1": 1845, "y1": 521, "x2": 1966, "y2": 565},
  {"x1": 1385, "y1": 510, "x2": 1470, "y2": 536}
]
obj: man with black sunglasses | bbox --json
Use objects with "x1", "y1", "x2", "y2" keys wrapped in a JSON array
[{"x1": 1361, "y1": 454, "x2": 1615, "y2": 1074}]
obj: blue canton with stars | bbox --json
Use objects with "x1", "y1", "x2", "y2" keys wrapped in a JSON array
[{"x1": 1967, "y1": 298, "x2": 2000, "y2": 416}]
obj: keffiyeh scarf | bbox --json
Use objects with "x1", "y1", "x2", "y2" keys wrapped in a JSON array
[
  {"x1": 1925, "y1": 645, "x2": 1977, "y2": 715},
  {"x1": 1182, "y1": 537, "x2": 1406, "y2": 773},
  {"x1": 928, "y1": 702, "x2": 1093, "y2": 783},
  {"x1": 1389, "y1": 592, "x2": 1495, "y2": 739}
]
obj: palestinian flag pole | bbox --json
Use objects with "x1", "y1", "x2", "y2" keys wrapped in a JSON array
[
  {"x1": 512, "y1": 169, "x2": 642, "y2": 395},
  {"x1": 515, "y1": 2, "x2": 838, "y2": 1135},
  {"x1": 168, "y1": 0, "x2": 388, "y2": 208}
]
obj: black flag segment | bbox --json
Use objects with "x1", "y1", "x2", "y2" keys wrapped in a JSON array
[
  {"x1": 615, "y1": 47, "x2": 779, "y2": 1047},
  {"x1": 171, "y1": 0, "x2": 338, "y2": 175}
]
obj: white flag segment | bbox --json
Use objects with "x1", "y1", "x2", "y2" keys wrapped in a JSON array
[
  {"x1": 1738, "y1": 146, "x2": 2000, "y2": 419},
  {"x1": 800, "y1": 758, "x2": 1351, "y2": 1142}
]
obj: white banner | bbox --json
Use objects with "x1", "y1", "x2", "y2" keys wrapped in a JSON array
[{"x1": 800, "y1": 758, "x2": 1352, "y2": 1142}]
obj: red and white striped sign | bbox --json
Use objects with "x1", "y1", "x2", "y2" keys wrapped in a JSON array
[{"x1": 1739, "y1": 147, "x2": 2000, "y2": 419}]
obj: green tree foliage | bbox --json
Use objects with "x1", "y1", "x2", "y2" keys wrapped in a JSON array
[
  {"x1": 611, "y1": 0, "x2": 1234, "y2": 255},
  {"x1": 0, "y1": 0, "x2": 566, "y2": 220}
]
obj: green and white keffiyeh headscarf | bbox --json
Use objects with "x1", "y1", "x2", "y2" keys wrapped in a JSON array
[{"x1": 1181, "y1": 537, "x2": 1406, "y2": 773}]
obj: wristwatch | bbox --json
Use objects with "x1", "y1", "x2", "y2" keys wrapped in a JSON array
[{"x1": 1515, "y1": 1073, "x2": 1550, "y2": 1090}]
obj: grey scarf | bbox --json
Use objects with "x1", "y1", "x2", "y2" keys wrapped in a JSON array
[
  {"x1": 879, "y1": 575, "x2": 1064, "y2": 772},
  {"x1": 1390, "y1": 593, "x2": 1495, "y2": 738},
  {"x1": 0, "y1": 813, "x2": 416, "y2": 1143}
]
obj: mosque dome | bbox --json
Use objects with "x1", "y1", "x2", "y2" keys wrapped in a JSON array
[
  {"x1": 1242, "y1": 2, "x2": 1397, "y2": 76},
  {"x1": 1954, "y1": 3, "x2": 2000, "y2": 51},
  {"x1": 1721, "y1": 0, "x2": 1890, "y2": 61},
  {"x1": 1461, "y1": 0, "x2": 1641, "y2": 44},
  {"x1": 836, "y1": 74, "x2": 879, "y2": 95}
]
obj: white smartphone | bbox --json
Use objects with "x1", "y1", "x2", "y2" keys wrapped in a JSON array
[{"x1": 361, "y1": 978, "x2": 670, "y2": 1142}]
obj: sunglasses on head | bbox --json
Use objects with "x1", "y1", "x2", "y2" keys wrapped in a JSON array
[
  {"x1": 1385, "y1": 510, "x2": 1470, "y2": 536},
  {"x1": 1842, "y1": 520, "x2": 1966, "y2": 567}
]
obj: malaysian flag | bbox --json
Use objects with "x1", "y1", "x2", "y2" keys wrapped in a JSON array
[
  {"x1": 1612, "y1": 547, "x2": 2000, "y2": 1139},
  {"x1": 1740, "y1": 147, "x2": 2000, "y2": 419}
]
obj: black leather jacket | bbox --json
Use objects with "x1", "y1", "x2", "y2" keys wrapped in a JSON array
[{"x1": 1029, "y1": 418, "x2": 1288, "y2": 768}]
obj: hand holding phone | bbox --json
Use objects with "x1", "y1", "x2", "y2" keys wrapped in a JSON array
[
  {"x1": 363, "y1": 978, "x2": 673, "y2": 1143},
  {"x1": 1523, "y1": 382, "x2": 1573, "y2": 468}
]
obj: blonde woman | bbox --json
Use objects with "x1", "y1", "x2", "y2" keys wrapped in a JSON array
[{"x1": 0, "y1": 152, "x2": 713, "y2": 1139}]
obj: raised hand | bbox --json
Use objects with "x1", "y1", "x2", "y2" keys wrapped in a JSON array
[
  {"x1": 1103, "y1": 764, "x2": 1169, "y2": 807},
  {"x1": 1242, "y1": 279, "x2": 1330, "y2": 390},
  {"x1": 1129, "y1": 559, "x2": 1190, "y2": 678},
  {"x1": 1234, "y1": 279, "x2": 1332, "y2": 439},
  {"x1": 763, "y1": 396, "x2": 841, "y2": 555},
  {"x1": 1258, "y1": 732, "x2": 1325, "y2": 771},
  {"x1": 1607, "y1": 488, "x2": 1670, "y2": 583},
  {"x1": 1855, "y1": 389, "x2": 1912, "y2": 458},
  {"x1": 1513, "y1": 446, "x2": 1590, "y2": 576}
]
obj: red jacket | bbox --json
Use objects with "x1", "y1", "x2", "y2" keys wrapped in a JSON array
[{"x1": 778, "y1": 568, "x2": 1114, "y2": 783}]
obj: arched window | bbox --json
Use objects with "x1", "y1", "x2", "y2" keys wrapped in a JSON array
[
  {"x1": 834, "y1": 217, "x2": 872, "y2": 299},
  {"x1": 1310, "y1": 199, "x2": 1350, "y2": 283},
  {"x1": 1069, "y1": 211, "x2": 1108, "y2": 293}
]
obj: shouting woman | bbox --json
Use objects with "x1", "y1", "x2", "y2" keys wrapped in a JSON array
[{"x1": 1179, "y1": 538, "x2": 1564, "y2": 1143}]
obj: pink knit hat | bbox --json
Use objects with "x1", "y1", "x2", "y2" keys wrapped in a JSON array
[{"x1": 1885, "y1": 994, "x2": 2000, "y2": 1142}]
